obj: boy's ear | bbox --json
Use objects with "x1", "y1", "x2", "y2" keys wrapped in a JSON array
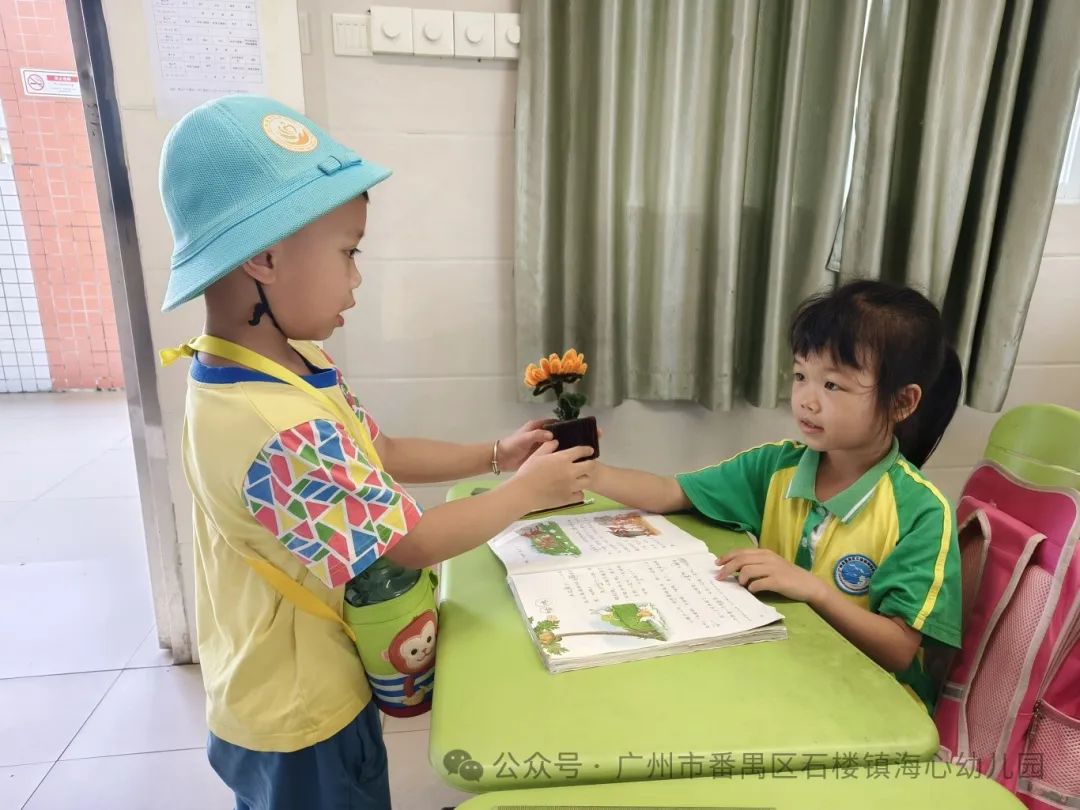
[{"x1": 241, "y1": 249, "x2": 277, "y2": 284}]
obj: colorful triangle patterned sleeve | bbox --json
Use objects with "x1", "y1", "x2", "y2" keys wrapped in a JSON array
[
  {"x1": 333, "y1": 368, "x2": 381, "y2": 441},
  {"x1": 242, "y1": 419, "x2": 422, "y2": 588}
]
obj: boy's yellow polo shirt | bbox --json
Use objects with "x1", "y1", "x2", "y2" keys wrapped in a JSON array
[
  {"x1": 182, "y1": 342, "x2": 422, "y2": 752},
  {"x1": 677, "y1": 440, "x2": 961, "y2": 710}
]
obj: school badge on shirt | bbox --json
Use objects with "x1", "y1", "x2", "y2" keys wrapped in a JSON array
[{"x1": 834, "y1": 553, "x2": 877, "y2": 595}]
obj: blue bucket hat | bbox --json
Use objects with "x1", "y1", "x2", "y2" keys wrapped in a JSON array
[{"x1": 158, "y1": 95, "x2": 391, "y2": 312}]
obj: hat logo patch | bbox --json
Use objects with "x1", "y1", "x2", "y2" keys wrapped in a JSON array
[{"x1": 262, "y1": 114, "x2": 318, "y2": 153}]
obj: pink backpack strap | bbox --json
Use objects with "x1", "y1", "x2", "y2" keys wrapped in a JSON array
[
  {"x1": 936, "y1": 500, "x2": 1044, "y2": 754},
  {"x1": 936, "y1": 461, "x2": 1080, "y2": 796}
]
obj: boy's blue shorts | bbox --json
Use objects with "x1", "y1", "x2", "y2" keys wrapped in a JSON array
[{"x1": 208, "y1": 701, "x2": 390, "y2": 810}]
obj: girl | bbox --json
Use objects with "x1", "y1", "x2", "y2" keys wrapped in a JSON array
[{"x1": 592, "y1": 280, "x2": 963, "y2": 711}]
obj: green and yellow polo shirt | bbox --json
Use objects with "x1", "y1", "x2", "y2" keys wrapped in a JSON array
[{"x1": 677, "y1": 440, "x2": 961, "y2": 711}]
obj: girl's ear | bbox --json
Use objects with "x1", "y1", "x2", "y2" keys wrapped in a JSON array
[
  {"x1": 241, "y1": 249, "x2": 277, "y2": 284},
  {"x1": 894, "y1": 384, "x2": 923, "y2": 423}
]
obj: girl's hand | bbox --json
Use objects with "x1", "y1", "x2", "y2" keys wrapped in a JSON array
[
  {"x1": 715, "y1": 549, "x2": 829, "y2": 605},
  {"x1": 496, "y1": 420, "x2": 555, "y2": 472}
]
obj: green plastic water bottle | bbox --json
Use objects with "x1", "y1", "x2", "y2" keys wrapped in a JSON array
[
  {"x1": 343, "y1": 558, "x2": 438, "y2": 718},
  {"x1": 344, "y1": 557, "x2": 422, "y2": 607}
]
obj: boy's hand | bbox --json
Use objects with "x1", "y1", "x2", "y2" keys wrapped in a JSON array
[
  {"x1": 511, "y1": 441, "x2": 596, "y2": 513},
  {"x1": 497, "y1": 421, "x2": 605, "y2": 472},
  {"x1": 496, "y1": 420, "x2": 555, "y2": 472},
  {"x1": 715, "y1": 549, "x2": 828, "y2": 605}
]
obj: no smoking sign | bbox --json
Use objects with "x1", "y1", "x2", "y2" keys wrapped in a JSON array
[{"x1": 20, "y1": 68, "x2": 80, "y2": 99}]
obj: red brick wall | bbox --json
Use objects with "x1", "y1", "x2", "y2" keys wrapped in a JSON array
[{"x1": 0, "y1": 0, "x2": 122, "y2": 390}]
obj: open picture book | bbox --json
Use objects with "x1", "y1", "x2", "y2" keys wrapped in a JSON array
[{"x1": 487, "y1": 509, "x2": 787, "y2": 672}]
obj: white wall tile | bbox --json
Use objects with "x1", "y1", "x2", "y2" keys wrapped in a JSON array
[
  {"x1": 1015, "y1": 257, "x2": 1080, "y2": 365},
  {"x1": 308, "y1": 8, "x2": 517, "y2": 136},
  {"x1": 335, "y1": 131, "x2": 514, "y2": 261},
  {"x1": 115, "y1": 111, "x2": 177, "y2": 286},
  {"x1": 1044, "y1": 204, "x2": 1080, "y2": 256},
  {"x1": 345, "y1": 260, "x2": 514, "y2": 378},
  {"x1": 0, "y1": 147, "x2": 43, "y2": 395}
]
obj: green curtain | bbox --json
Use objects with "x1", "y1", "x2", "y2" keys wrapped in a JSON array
[
  {"x1": 516, "y1": 0, "x2": 1080, "y2": 412},
  {"x1": 835, "y1": 0, "x2": 1080, "y2": 410},
  {"x1": 515, "y1": 0, "x2": 868, "y2": 410}
]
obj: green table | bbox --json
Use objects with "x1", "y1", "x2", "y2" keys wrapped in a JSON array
[
  {"x1": 454, "y1": 766, "x2": 1023, "y2": 809},
  {"x1": 431, "y1": 482, "x2": 938, "y2": 793}
]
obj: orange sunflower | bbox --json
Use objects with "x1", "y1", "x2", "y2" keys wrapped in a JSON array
[
  {"x1": 523, "y1": 349, "x2": 588, "y2": 389},
  {"x1": 524, "y1": 349, "x2": 590, "y2": 421}
]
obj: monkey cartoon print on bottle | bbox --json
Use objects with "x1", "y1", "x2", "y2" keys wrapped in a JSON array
[{"x1": 344, "y1": 560, "x2": 440, "y2": 717}]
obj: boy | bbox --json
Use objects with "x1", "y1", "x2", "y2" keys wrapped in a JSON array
[{"x1": 158, "y1": 95, "x2": 594, "y2": 809}]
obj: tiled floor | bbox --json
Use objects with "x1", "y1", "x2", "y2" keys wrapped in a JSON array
[{"x1": 0, "y1": 392, "x2": 471, "y2": 810}]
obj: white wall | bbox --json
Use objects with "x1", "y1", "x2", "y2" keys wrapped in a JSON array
[{"x1": 108, "y1": 0, "x2": 1080, "y2": 652}]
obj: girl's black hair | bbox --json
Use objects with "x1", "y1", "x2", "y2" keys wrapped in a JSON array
[{"x1": 789, "y1": 280, "x2": 963, "y2": 468}]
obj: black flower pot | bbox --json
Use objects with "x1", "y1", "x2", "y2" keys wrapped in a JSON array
[{"x1": 548, "y1": 415, "x2": 599, "y2": 460}]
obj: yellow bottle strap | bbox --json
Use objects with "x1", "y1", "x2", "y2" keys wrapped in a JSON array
[
  {"x1": 160, "y1": 335, "x2": 385, "y2": 639},
  {"x1": 246, "y1": 556, "x2": 356, "y2": 643},
  {"x1": 165, "y1": 336, "x2": 383, "y2": 467}
]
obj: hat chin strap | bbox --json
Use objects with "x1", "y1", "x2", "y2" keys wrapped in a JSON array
[{"x1": 248, "y1": 280, "x2": 285, "y2": 335}]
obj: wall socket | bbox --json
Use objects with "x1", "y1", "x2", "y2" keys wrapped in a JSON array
[{"x1": 328, "y1": 8, "x2": 520, "y2": 60}]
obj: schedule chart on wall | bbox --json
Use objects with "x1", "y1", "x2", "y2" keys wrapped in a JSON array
[{"x1": 145, "y1": 0, "x2": 267, "y2": 119}]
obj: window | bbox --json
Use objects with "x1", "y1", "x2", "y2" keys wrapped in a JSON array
[
  {"x1": 1059, "y1": 89, "x2": 1080, "y2": 201},
  {"x1": 0, "y1": 98, "x2": 10, "y2": 164}
]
